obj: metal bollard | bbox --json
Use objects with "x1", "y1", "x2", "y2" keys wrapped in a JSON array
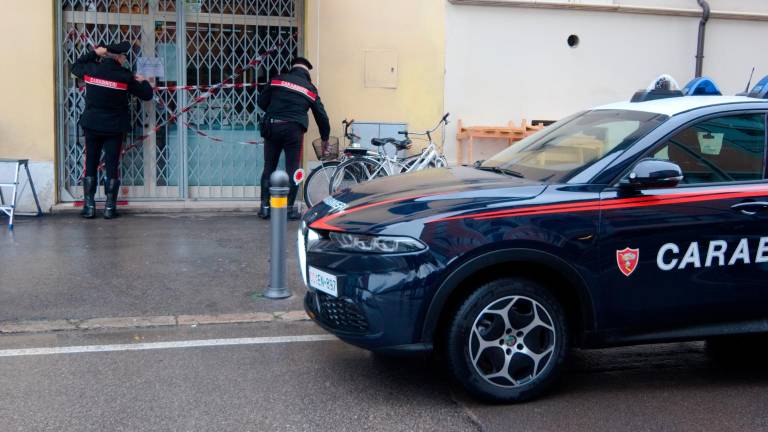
[{"x1": 264, "y1": 170, "x2": 292, "y2": 299}]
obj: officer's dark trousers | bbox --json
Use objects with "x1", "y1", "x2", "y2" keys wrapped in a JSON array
[
  {"x1": 83, "y1": 129, "x2": 123, "y2": 179},
  {"x1": 261, "y1": 122, "x2": 303, "y2": 207}
]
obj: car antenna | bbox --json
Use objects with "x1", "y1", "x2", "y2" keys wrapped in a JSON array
[{"x1": 744, "y1": 67, "x2": 756, "y2": 93}]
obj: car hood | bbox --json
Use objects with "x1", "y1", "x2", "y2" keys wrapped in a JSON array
[{"x1": 305, "y1": 166, "x2": 547, "y2": 234}]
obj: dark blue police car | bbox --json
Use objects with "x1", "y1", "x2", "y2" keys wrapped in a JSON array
[{"x1": 298, "y1": 79, "x2": 768, "y2": 402}]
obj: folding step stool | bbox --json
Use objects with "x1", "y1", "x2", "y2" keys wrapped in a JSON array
[{"x1": 0, "y1": 159, "x2": 43, "y2": 230}]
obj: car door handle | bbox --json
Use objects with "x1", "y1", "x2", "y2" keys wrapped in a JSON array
[{"x1": 731, "y1": 201, "x2": 768, "y2": 216}]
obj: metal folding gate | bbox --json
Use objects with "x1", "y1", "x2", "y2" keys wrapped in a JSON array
[{"x1": 56, "y1": 0, "x2": 302, "y2": 201}]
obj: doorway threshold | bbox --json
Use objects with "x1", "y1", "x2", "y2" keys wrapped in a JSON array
[{"x1": 52, "y1": 200, "x2": 268, "y2": 214}]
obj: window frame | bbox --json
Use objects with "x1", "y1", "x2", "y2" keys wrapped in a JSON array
[
  {"x1": 619, "y1": 110, "x2": 768, "y2": 188},
  {"x1": 764, "y1": 113, "x2": 768, "y2": 180}
]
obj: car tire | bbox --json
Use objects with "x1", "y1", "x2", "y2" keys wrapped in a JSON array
[
  {"x1": 706, "y1": 334, "x2": 768, "y2": 366},
  {"x1": 446, "y1": 277, "x2": 568, "y2": 403}
]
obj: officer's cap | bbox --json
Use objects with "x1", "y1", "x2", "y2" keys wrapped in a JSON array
[
  {"x1": 106, "y1": 41, "x2": 131, "y2": 55},
  {"x1": 291, "y1": 57, "x2": 314, "y2": 70}
]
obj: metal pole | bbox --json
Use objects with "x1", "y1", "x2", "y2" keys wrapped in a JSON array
[
  {"x1": 695, "y1": 0, "x2": 711, "y2": 78},
  {"x1": 264, "y1": 170, "x2": 292, "y2": 299}
]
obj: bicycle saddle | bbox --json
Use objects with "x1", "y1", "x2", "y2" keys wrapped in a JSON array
[{"x1": 371, "y1": 138, "x2": 412, "y2": 150}]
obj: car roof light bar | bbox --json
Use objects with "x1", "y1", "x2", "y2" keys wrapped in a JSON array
[
  {"x1": 747, "y1": 75, "x2": 768, "y2": 99},
  {"x1": 631, "y1": 74, "x2": 684, "y2": 102},
  {"x1": 682, "y1": 77, "x2": 722, "y2": 96}
]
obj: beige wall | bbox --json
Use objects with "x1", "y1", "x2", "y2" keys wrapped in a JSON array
[
  {"x1": 445, "y1": 2, "x2": 768, "y2": 163},
  {"x1": 0, "y1": 1, "x2": 56, "y2": 161},
  {"x1": 0, "y1": 1, "x2": 56, "y2": 211},
  {"x1": 303, "y1": 0, "x2": 446, "y2": 160}
]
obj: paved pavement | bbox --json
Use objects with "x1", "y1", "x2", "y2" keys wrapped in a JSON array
[
  {"x1": 1, "y1": 322, "x2": 767, "y2": 432},
  {"x1": 0, "y1": 214, "x2": 304, "y2": 322}
]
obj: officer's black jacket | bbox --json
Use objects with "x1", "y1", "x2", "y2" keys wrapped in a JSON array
[
  {"x1": 71, "y1": 51, "x2": 153, "y2": 134},
  {"x1": 257, "y1": 67, "x2": 331, "y2": 141}
]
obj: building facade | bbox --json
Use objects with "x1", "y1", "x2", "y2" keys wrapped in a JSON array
[
  {"x1": 444, "y1": 0, "x2": 768, "y2": 161},
  {"x1": 1, "y1": 0, "x2": 766, "y2": 213}
]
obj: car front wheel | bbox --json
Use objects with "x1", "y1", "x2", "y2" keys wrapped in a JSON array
[{"x1": 446, "y1": 277, "x2": 568, "y2": 403}]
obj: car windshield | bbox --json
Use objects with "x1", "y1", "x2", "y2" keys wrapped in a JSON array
[{"x1": 480, "y1": 109, "x2": 667, "y2": 183}]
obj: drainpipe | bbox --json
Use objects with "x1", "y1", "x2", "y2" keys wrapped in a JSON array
[{"x1": 695, "y1": 0, "x2": 711, "y2": 77}]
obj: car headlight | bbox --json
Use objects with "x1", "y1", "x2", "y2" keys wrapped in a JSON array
[
  {"x1": 311, "y1": 232, "x2": 426, "y2": 254},
  {"x1": 307, "y1": 228, "x2": 321, "y2": 249}
]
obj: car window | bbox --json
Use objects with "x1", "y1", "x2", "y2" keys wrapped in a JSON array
[
  {"x1": 652, "y1": 114, "x2": 766, "y2": 184},
  {"x1": 482, "y1": 110, "x2": 667, "y2": 183}
]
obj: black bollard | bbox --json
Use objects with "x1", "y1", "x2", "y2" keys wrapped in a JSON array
[{"x1": 264, "y1": 170, "x2": 291, "y2": 299}]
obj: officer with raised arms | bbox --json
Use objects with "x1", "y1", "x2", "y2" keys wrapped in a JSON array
[{"x1": 71, "y1": 41, "x2": 153, "y2": 219}]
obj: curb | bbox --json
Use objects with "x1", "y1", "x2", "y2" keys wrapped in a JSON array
[{"x1": 0, "y1": 310, "x2": 311, "y2": 335}]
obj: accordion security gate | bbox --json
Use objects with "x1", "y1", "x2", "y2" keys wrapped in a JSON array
[{"x1": 56, "y1": 0, "x2": 302, "y2": 201}]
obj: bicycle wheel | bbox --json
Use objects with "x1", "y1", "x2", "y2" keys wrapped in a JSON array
[
  {"x1": 303, "y1": 161, "x2": 341, "y2": 208},
  {"x1": 329, "y1": 156, "x2": 389, "y2": 195},
  {"x1": 400, "y1": 154, "x2": 437, "y2": 173}
]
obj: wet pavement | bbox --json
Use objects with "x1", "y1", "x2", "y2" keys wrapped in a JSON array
[{"x1": 0, "y1": 214, "x2": 304, "y2": 322}]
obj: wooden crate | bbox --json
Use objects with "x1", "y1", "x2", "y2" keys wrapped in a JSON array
[{"x1": 456, "y1": 119, "x2": 547, "y2": 164}]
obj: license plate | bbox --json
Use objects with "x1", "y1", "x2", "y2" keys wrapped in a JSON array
[{"x1": 309, "y1": 266, "x2": 338, "y2": 297}]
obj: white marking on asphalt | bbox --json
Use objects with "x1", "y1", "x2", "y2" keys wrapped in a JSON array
[{"x1": 0, "y1": 334, "x2": 337, "y2": 358}]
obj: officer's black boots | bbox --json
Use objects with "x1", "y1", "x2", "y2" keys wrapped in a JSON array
[
  {"x1": 81, "y1": 176, "x2": 97, "y2": 219},
  {"x1": 259, "y1": 184, "x2": 270, "y2": 219},
  {"x1": 103, "y1": 178, "x2": 120, "y2": 219},
  {"x1": 288, "y1": 205, "x2": 302, "y2": 221},
  {"x1": 258, "y1": 204, "x2": 271, "y2": 219}
]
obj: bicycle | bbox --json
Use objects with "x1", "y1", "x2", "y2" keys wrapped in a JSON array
[
  {"x1": 303, "y1": 119, "x2": 375, "y2": 208},
  {"x1": 328, "y1": 113, "x2": 450, "y2": 195}
]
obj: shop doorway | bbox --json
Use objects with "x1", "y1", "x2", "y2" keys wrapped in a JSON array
[{"x1": 57, "y1": 0, "x2": 303, "y2": 201}]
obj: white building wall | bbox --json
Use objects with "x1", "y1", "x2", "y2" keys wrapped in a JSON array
[{"x1": 444, "y1": 2, "x2": 768, "y2": 163}]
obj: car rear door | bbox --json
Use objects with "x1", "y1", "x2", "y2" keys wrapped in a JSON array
[{"x1": 596, "y1": 112, "x2": 768, "y2": 334}]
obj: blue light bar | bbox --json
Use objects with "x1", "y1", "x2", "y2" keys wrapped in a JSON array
[
  {"x1": 682, "y1": 77, "x2": 722, "y2": 96},
  {"x1": 747, "y1": 75, "x2": 768, "y2": 99}
]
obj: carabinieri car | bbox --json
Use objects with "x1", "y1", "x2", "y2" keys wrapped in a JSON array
[{"x1": 298, "y1": 79, "x2": 768, "y2": 402}]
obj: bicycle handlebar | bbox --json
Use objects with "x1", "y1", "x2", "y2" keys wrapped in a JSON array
[
  {"x1": 343, "y1": 119, "x2": 358, "y2": 141},
  {"x1": 398, "y1": 113, "x2": 450, "y2": 137}
]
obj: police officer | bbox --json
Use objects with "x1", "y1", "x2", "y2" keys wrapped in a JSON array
[
  {"x1": 257, "y1": 57, "x2": 331, "y2": 220},
  {"x1": 71, "y1": 42, "x2": 153, "y2": 219}
]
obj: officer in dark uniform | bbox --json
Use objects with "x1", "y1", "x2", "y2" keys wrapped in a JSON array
[
  {"x1": 71, "y1": 42, "x2": 153, "y2": 219},
  {"x1": 257, "y1": 57, "x2": 331, "y2": 220}
]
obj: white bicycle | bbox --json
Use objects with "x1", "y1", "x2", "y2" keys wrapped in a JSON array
[{"x1": 328, "y1": 114, "x2": 450, "y2": 195}]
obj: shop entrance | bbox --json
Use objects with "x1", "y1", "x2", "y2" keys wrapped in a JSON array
[{"x1": 57, "y1": 0, "x2": 302, "y2": 201}]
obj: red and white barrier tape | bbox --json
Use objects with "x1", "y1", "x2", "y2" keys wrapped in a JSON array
[
  {"x1": 77, "y1": 82, "x2": 259, "y2": 93},
  {"x1": 71, "y1": 27, "x2": 296, "y2": 174},
  {"x1": 183, "y1": 121, "x2": 262, "y2": 146}
]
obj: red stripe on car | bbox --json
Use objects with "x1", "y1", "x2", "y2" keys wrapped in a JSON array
[
  {"x1": 436, "y1": 185, "x2": 768, "y2": 223},
  {"x1": 310, "y1": 194, "x2": 433, "y2": 232}
]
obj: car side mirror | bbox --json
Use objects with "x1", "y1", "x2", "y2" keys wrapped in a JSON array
[{"x1": 620, "y1": 159, "x2": 683, "y2": 190}]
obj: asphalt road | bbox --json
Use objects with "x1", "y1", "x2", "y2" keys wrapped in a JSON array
[{"x1": 1, "y1": 322, "x2": 767, "y2": 432}]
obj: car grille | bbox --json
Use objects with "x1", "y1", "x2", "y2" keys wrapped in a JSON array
[{"x1": 312, "y1": 292, "x2": 369, "y2": 334}]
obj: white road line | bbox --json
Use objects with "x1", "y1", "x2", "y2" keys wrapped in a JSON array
[{"x1": 0, "y1": 334, "x2": 338, "y2": 358}]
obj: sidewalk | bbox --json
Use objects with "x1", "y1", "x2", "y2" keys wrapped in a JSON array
[{"x1": 0, "y1": 213, "x2": 306, "y2": 329}]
